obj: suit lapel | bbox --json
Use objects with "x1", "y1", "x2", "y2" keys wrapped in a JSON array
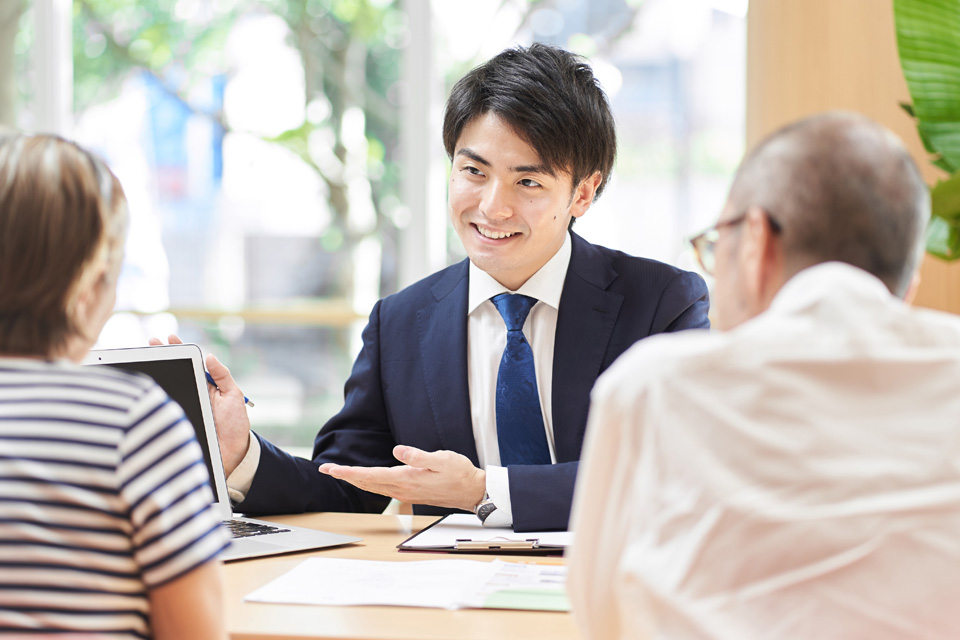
[
  {"x1": 417, "y1": 260, "x2": 480, "y2": 466},
  {"x1": 552, "y1": 233, "x2": 623, "y2": 462}
]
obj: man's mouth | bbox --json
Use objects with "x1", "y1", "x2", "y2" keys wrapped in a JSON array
[{"x1": 475, "y1": 224, "x2": 518, "y2": 240}]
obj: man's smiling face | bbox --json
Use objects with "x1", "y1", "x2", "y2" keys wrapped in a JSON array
[{"x1": 448, "y1": 112, "x2": 597, "y2": 291}]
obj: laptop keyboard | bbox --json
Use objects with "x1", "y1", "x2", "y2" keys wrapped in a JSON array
[{"x1": 225, "y1": 519, "x2": 291, "y2": 538}]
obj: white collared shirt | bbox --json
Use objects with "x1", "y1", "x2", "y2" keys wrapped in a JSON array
[
  {"x1": 569, "y1": 262, "x2": 960, "y2": 639},
  {"x1": 467, "y1": 231, "x2": 572, "y2": 526}
]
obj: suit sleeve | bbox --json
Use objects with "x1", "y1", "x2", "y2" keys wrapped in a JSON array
[
  {"x1": 236, "y1": 301, "x2": 394, "y2": 516},
  {"x1": 651, "y1": 270, "x2": 710, "y2": 333},
  {"x1": 507, "y1": 461, "x2": 578, "y2": 532},
  {"x1": 507, "y1": 267, "x2": 709, "y2": 532}
]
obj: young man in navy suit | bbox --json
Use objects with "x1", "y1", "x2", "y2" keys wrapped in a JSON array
[{"x1": 182, "y1": 43, "x2": 709, "y2": 532}]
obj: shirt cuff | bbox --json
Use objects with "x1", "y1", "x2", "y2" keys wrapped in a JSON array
[
  {"x1": 226, "y1": 431, "x2": 261, "y2": 504},
  {"x1": 482, "y1": 465, "x2": 513, "y2": 528}
]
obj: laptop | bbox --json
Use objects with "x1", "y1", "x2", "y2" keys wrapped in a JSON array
[{"x1": 83, "y1": 343, "x2": 360, "y2": 561}]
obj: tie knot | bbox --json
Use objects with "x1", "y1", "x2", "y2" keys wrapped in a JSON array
[{"x1": 491, "y1": 293, "x2": 538, "y2": 331}]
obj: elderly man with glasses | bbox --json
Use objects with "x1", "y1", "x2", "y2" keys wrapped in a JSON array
[{"x1": 568, "y1": 111, "x2": 960, "y2": 639}]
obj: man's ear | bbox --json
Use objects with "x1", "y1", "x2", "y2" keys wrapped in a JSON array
[
  {"x1": 570, "y1": 171, "x2": 603, "y2": 220},
  {"x1": 740, "y1": 205, "x2": 783, "y2": 312},
  {"x1": 904, "y1": 269, "x2": 922, "y2": 304}
]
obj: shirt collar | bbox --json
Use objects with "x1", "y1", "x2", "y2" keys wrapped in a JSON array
[
  {"x1": 467, "y1": 231, "x2": 573, "y2": 315},
  {"x1": 768, "y1": 262, "x2": 893, "y2": 316}
]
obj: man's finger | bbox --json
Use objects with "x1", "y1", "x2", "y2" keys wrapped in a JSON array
[
  {"x1": 205, "y1": 353, "x2": 242, "y2": 396},
  {"x1": 318, "y1": 464, "x2": 411, "y2": 496},
  {"x1": 318, "y1": 463, "x2": 341, "y2": 477},
  {"x1": 394, "y1": 445, "x2": 436, "y2": 469},
  {"x1": 320, "y1": 463, "x2": 420, "y2": 488},
  {"x1": 148, "y1": 337, "x2": 163, "y2": 346},
  {"x1": 319, "y1": 463, "x2": 382, "y2": 483}
]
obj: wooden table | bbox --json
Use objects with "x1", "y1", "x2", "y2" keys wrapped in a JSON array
[{"x1": 224, "y1": 512, "x2": 580, "y2": 640}]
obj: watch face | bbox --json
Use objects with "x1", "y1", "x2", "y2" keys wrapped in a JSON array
[{"x1": 477, "y1": 501, "x2": 497, "y2": 523}]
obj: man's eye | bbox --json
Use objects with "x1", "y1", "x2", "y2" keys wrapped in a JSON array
[
  {"x1": 464, "y1": 166, "x2": 484, "y2": 176},
  {"x1": 519, "y1": 178, "x2": 541, "y2": 188}
]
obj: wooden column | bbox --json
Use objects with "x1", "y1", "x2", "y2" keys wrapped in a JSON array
[{"x1": 747, "y1": 0, "x2": 960, "y2": 313}]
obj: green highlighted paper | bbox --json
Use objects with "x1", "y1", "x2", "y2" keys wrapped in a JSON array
[{"x1": 481, "y1": 587, "x2": 570, "y2": 612}]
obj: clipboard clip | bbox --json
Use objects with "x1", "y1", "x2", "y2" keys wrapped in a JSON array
[{"x1": 454, "y1": 538, "x2": 540, "y2": 551}]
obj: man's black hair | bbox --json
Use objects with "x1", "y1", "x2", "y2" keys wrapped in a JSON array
[{"x1": 442, "y1": 43, "x2": 617, "y2": 201}]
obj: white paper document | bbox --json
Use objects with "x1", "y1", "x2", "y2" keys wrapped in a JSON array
[{"x1": 245, "y1": 557, "x2": 569, "y2": 611}]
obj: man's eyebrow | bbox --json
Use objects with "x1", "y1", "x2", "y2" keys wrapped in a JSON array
[
  {"x1": 511, "y1": 163, "x2": 554, "y2": 176},
  {"x1": 455, "y1": 148, "x2": 554, "y2": 176},
  {"x1": 455, "y1": 148, "x2": 490, "y2": 167}
]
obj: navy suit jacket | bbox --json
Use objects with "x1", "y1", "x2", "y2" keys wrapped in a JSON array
[{"x1": 238, "y1": 232, "x2": 709, "y2": 531}]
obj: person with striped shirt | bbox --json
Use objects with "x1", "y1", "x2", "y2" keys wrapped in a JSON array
[{"x1": 0, "y1": 133, "x2": 230, "y2": 639}]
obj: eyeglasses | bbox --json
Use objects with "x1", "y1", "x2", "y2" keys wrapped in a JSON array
[{"x1": 688, "y1": 209, "x2": 782, "y2": 276}]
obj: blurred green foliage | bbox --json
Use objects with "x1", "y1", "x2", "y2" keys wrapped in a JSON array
[
  {"x1": 895, "y1": 0, "x2": 960, "y2": 260},
  {"x1": 72, "y1": 0, "x2": 403, "y2": 291}
]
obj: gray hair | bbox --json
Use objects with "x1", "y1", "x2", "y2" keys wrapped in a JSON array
[{"x1": 728, "y1": 111, "x2": 929, "y2": 298}]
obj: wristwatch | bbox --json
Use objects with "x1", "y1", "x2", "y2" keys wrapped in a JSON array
[{"x1": 475, "y1": 492, "x2": 497, "y2": 523}]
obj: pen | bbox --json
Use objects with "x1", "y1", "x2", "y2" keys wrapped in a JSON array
[{"x1": 205, "y1": 370, "x2": 255, "y2": 407}]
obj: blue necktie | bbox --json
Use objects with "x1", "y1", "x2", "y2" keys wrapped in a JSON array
[{"x1": 492, "y1": 293, "x2": 551, "y2": 467}]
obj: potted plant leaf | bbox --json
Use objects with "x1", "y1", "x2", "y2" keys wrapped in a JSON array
[{"x1": 895, "y1": 0, "x2": 960, "y2": 260}]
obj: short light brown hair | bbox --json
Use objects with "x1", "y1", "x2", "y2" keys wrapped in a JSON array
[{"x1": 0, "y1": 134, "x2": 127, "y2": 356}]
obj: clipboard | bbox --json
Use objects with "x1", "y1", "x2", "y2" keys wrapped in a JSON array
[{"x1": 397, "y1": 514, "x2": 572, "y2": 555}]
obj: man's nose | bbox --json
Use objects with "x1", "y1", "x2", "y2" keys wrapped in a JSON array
[{"x1": 479, "y1": 180, "x2": 513, "y2": 220}]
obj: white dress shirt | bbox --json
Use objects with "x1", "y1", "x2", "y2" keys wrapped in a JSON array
[
  {"x1": 569, "y1": 262, "x2": 960, "y2": 640},
  {"x1": 228, "y1": 233, "x2": 573, "y2": 525}
]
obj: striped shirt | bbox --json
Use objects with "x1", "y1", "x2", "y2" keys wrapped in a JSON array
[{"x1": 0, "y1": 357, "x2": 230, "y2": 639}]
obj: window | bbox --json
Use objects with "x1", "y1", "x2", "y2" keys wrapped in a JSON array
[{"x1": 15, "y1": 0, "x2": 744, "y2": 453}]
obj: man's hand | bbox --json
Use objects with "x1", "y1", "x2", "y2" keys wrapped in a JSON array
[
  {"x1": 318, "y1": 445, "x2": 486, "y2": 512},
  {"x1": 148, "y1": 334, "x2": 252, "y2": 476}
]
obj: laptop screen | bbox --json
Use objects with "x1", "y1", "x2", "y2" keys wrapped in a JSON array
[{"x1": 100, "y1": 358, "x2": 221, "y2": 502}]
